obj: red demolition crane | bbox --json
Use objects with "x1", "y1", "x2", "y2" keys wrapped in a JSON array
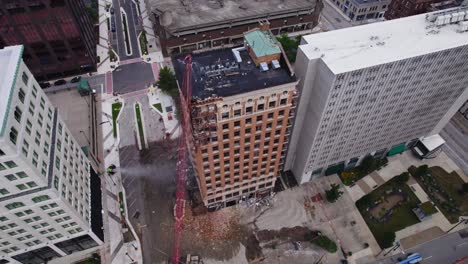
[{"x1": 172, "y1": 54, "x2": 193, "y2": 264}]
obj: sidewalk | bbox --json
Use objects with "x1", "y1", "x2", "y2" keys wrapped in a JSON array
[
  {"x1": 99, "y1": 93, "x2": 143, "y2": 264},
  {"x1": 97, "y1": 0, "x2": 119, "y2": 74},
  {"x1": 147, "y1": 86, "x2": 180, "y2": 138}
]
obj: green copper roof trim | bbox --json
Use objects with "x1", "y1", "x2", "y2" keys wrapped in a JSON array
[{"x1": 0, "y1": 45, "x2": 24, "y2": 137}]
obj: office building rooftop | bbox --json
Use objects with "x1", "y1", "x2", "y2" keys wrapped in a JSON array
[
  {"x1": 301, "y1": 7, "x2": 468, "y2": 73},
  {"x1": 172, "y1": 47, "x2": 296, "y2": 100}
]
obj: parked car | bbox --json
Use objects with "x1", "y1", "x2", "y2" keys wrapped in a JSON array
[
  {"x1": 70, "y1": 76, "x2": 81, "y2": 83},
  {"x1": 111, "y1": 24, "x2": 116, "y2": 32},
  {"x1": 39, "y1": 82, "x2": 51, "y2": 89},
  {"x1": 110, "y1": 7, "x2": 114, "y2": 14},
  {"x1": 53, "y1": 79, "x2": 66, "y2": 86}
]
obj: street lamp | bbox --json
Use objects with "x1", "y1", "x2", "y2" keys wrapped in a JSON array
[
  {"x1": 99, "y1": 121, "x2": 110, "y2": 125},
  {"x1": 125, "y1": 252, "x2": 135, "y2": 262},
  {"x1": 446, "y1": 218, "x2": 468, "y2": 233}
]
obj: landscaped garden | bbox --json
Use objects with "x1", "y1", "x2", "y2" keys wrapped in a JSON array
[
  {"x1": 139, "y1": 31, "x2": 148, "y2": 55},
  {"x1": 153, "y1": 103, "x2": 162, "y2": 112},
  {"x1": 134, "y1": 103, "x2": 146, "y2": 149},
  {"x1": 356, "y1": 172, "x2": 421, "y2": 248},
  {"x1": 339, "y1": 155, "x2": 388, "y2": 186},
  {"x1": 409, "y1": 165, "x2": 468, "y2": 224},
  {"x1": 111, "y1": 102, "x2": 122, "y2": 138}
]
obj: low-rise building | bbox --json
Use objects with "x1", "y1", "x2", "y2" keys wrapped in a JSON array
[
  {"x1": 329, "y1": 0, "x2": 390, "y2": 22},
  {"x1": 146, "y1": 0, "x2": 323, "y2": 55}
]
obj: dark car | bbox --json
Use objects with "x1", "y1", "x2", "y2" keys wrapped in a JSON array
[
  {"x1": 39, "y1": 82, "x2": 51, "y2": 89},
  {"x1": 54, "y1": 79, "x2": 67, "y2": 86},
  {"x1": 110, "y1": 7, "x2": 114, "y2": 14},
  {"x1": 70, "y1": 76, "x2": 81, "y2": 83}
]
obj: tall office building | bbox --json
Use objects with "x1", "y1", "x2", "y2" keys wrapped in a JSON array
[
  {"x1": 173, "y1": 26, "x2": 297, "y2": 209},
  {"x1": 0, "y1": 0, "x2": 96, "y2": 80},
  {"x1": 0, "y1": 45, "x2": 102, "y2": 264},
  {"x1": 286, "y1": 7, "x2": 468, "y2": 183}
]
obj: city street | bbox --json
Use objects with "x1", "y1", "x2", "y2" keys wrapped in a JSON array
[
  {"x1": 373, "y1": 228, "x2": 468, "y2": 264},
  {"x1": 320, "y1": 0, "x2": 353, "y2": 30},
  {"x1": 440, "y1": 116, "x2": 468, "y2": 176},
  {"x1": 112, "y1": 62, "x2": 155, "y2": 94},
  {"x1": 111, "y1": 0, "x2": 141, "y2": 59}
]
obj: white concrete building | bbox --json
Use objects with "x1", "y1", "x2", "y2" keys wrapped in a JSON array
[
  {"x1": 0, "y1": 46, "x2": 102, "y2": 264},
  {"x1": 286, "y1": 7, "x2": 468, "y2": 183}
]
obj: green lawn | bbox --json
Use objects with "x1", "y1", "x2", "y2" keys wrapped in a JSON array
[
  {"x1": 356, "y1": 177, "x2": 421, "y2": 248},
  {"x1": 135, "y1": 103, "x2": 146, "y2": 149},
  {"x1": 153, "y1": 103, "x2": 162, "y2": 112},
  {"x1": 111, "y1": 102, "x2": 122, "y2": 138},
  {"x1": 139, "y1": 31, "x2": 148, "y2": 55},
  {"x1": 411, "y1": 166, "x2": 468, "y2": 223}
]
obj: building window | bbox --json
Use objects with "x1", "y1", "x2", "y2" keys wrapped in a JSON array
[
  {"x1": 5, "y1": 161, "x2": 17, "y2": 168},
  {"x1": 258, "y1": 104, "x2": 264, "y2": 111},
  {"x1": 10, "y1": 127, "x2": 18, "y2": 144},
  {"x1": 6, "y1": 202, "x2": 25, "y2": 210},
  {"x1": 18, "y1": 88, "x2": 26, "y2": 103},
  {"x1": 280, "y1": 98, "x2": 287, "y2": 105},
  {"x1": 14, "y1": 107, "x2": 22, "y2": 123},
  {"x1": 22, "y1": 72, "x2": 29, "y2": 85}
]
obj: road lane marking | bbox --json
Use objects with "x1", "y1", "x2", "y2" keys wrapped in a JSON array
[{"x1": 423, "y1": 256, "x2": 433, "y2": 260}]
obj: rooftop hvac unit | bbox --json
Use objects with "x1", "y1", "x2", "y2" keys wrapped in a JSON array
[
  {"x1": 272, "y1": 60, "x2": 281, "y2": 69},
  {"x1": 260, "y1": 62, "x2": 269, "y2": 72},
  {"x1": 458, "y1": 21, "x2": 468, "y2": 32},
  {"x1": 435, "y1": 15, "x2": 445, "y2": 25},
  {"x1": 443, "y1": 14, "x2": 451, "y2": 24}
]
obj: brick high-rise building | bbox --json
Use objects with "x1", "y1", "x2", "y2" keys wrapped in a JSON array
[
  {"x1": 173, "y1": 27, "x2": 297, "y2": 209},
  {"x1": 0, "y1": 45, "x2": 102, "y2": 264},
  {"x1": 0, "y1": 0, "x2": 97, "y2": 81},
  {"x1": 286, "y1": 7, "x2": 468, "y2": 183}
]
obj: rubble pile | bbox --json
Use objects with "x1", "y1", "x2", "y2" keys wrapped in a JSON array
[{"x1": 184, "y1": 207, "x2": 241, "y2": 241}]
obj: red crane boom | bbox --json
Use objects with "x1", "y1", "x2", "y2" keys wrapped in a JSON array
[{"x1": 172, "y1": 54, "x2": 193, "y2": 264}]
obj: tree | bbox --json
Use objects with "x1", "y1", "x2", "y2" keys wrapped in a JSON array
[
  {"x1": 156, "y1": 67, "x2": 179, "y2": 98},
  {"x1": 414, "y1": 165, "x2": 429, "y2": 178},
  {"x1": 308, "y1": 234, "x2": 338, "y2": 253},
  {"x1": 394, "y1": 172, "x2": 410, "y2": 184},
  {"x1": 380, "y1": 231, "x2": 396, "y2": 248},
  {"x1": 356, "y1": 194, "x2": 373, "y2": 209},
  {"x1": 325, "y1": 183, "x2": 343, "y2": 203},
  {"x1": 276, "y1": 34, "x2": 300, "y2": 62},
  {"x1": 461, "y1": 183, "x2": 468, "y2": 194},
  {"x1": 359, "y1": 155, "x2": 376, "y2": 174}
]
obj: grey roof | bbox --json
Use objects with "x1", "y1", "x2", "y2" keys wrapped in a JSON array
[
  {"x1": 172, "y1": 48, "x2": 296, "y2": 100},
  {"x1": 148, "y1": 0, "x2": 317, "y2": 32}
]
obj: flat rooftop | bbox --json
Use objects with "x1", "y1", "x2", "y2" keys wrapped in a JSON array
[
  {"x1": 148, "y1": 0, "x2": 317, "y2": 32},
  {"x1": 172, "y1": 48, "x2": 296, "y2": 100},
  {"x1": 300, "y1": 8, "x2": 468, "y2": 74},
  {"x1": 0, "y1": 45, "x2": 23, "y2": 137}
]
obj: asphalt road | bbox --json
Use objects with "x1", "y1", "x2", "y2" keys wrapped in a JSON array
[
  {"x1": 111, "y1": 0, "x2": 141, "y2": 60},
  {"x1": 112, "y1": 62, "x2": 154, "y2": 93},
  {"x1": 320, "y1": 0, "x2": 353, "y2": 30},
  {"x1": 440, "y1": 119, "x2": 468, "y2": 176},
  {"x1": 373, "y1": 228, "x2": 468, "y2": 264}
]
